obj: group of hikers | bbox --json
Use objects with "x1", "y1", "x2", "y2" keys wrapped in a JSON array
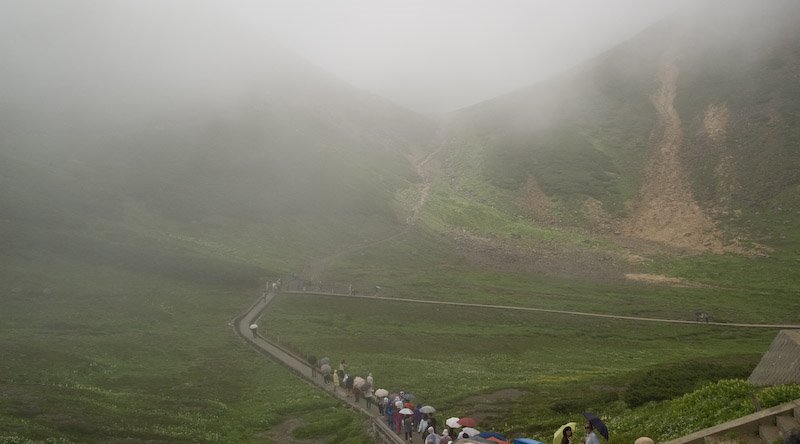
[{"x1": 309, "y1": 357, "x2": 616, "y2": 444}]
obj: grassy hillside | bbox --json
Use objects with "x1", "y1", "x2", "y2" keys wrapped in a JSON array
[
  {"x1": 447, "y1": 1, "x2": 800, "y2": 252},
  {"x1": 0, "y1": 5, "x2": 436, "y2": 441},
  {"x1": 2, "y1": 2, "x2": 800, "y2": 442}
]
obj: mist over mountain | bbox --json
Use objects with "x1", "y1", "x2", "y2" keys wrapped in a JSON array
[
  {"x1": 446, "y1": 0, "x2": 800, "y2": 252},
  {"x1": 0, "y1": 3, "x2": 436, "y2": 267}
]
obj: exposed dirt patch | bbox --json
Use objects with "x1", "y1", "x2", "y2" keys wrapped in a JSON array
[
  {"x1": 452, "y1": 230, "x2": 630, "y2": 282},
  {"x1": 624, "y1": 273, "x2": 699, "y2": 287},
  {"x1": 517, "y1": 175, "x2": 553, "y2": 220},
  {"x1": 624, "y1": 52, "x2": 743, "y2": 254},
  {"x1": 457, "y1": 389, "x2": 527, "y2": 422},
  {"x1": 257, "y1": 417, "x2": 329, "y2": 444},
  {"x1": 703, "y1": 103, "x2": 729, "y2": 141},
  {"x1": 582, "y1": 197, "x2": 620, "y2": 234}
]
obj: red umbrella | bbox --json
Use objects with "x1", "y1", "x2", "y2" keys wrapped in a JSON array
[
  {"x1": 458, "y1": 417, "x2": 478, "y2": 428},
  {"x1": 404, "y1": 402, "x2": 415, "y2": 409}
]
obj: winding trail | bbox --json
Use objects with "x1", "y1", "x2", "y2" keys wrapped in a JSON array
[
  {"x1": 232, "y1": 291, "x2": 405, "y2": 444},
  {"x1": 302, "y1": 130, "x2": 448, "y2": 281},
  {"x1": 234, "y1": 284, "x2": 796, "y2": 441},
  {"x1": 280, "y1": 290, "x2": 800, "y2": 329}
]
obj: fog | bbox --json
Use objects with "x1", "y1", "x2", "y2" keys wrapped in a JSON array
[
  {"x1": 239, "y1": 0, "x2": 694, "y2": 112},
  {"x1": 1, "y1": 0, "x2": 702, "y2": 115}
]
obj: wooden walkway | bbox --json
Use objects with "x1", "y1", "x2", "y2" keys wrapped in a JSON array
[{"x1": 232, "y1": 291, "x2": 405, "y2": 444}]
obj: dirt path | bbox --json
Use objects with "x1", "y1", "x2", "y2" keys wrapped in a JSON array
[
  {"x1": 232, "y1": 292, "x2": 404, "y2": 444},
  {"x1": 302, "y1": 131, "x2": 447, "y2": 281},
  {"x1": 624, "y1": 50, "x2": 732, "y2": 253},
  {"x1": 281, "y1": 290, "x2": 800, "y2": 329}
]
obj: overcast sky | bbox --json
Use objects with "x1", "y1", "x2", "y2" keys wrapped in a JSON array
[
  {"x1": 232, "y1": 0, "x2": 692, "y2": 113},
  {"x1": 3, "y1": 0, "x2": 694, "y2": 114}
]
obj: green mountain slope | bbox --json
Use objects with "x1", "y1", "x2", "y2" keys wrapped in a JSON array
[
  {"x1": 446, "y1": 1, "x2": 800, "y2": 254},
  {"x1": 0, "y1": 6, "x2": 436, "y2": 275}
]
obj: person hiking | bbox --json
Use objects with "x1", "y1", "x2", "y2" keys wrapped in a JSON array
[
  {"x1": 584, "y1": 422, "x2": 600, "y2": 444},
  {"x1": 561, "y1": 425, "x2": 574, "y2": 444},
  {"x1": 403, "y1": 413, "x2": 414, "y2": 441}
]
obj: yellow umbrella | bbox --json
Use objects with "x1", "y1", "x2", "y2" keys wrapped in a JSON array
[{"x1": 553, "y1": 422, "x2": 577, "y2": 444}]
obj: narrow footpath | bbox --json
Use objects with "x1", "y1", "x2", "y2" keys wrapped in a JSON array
[
  {"x1": 232, "y1": 291, "x2": 405, "y2": 444},
  {"x1": 233, "y1": 287, "x2": 798, "y2": 442}
]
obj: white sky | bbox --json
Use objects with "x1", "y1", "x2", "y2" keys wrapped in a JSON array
[
  {"x1": 2, "y1": 0, "x2": 694, "y2": 114},
  {"x1": 232, "y1": 0, "x2": 692, "y2": 112}
]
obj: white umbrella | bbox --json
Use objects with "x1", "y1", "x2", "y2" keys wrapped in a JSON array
[
  {"x1": 399, "y1": 408, "x2": 414, "y2": 415},
  {"x1": 463, "y1": 427, "x2": 480, "y2": 437},
  {"x1": 375, "y1": 389, "x2": 389, "y2": 398},
  {"x1": 420, "y1": 405, "x2": 436, "y2": 414},
  {"x1": 249, "y1": 324, "x2": 258, "y2": 330},
  {"x1": 395, "y1": 400, "x2": 403, "y2": 409},
  {"x1": 353, "y1": 376, "x2": 366, "y2": 389},
  {"x1": 446, "y1": 417, "x2": 461, "y2": 429}
]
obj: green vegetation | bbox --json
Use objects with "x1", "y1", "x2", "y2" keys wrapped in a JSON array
[
  {"x1": 4, "y1": 3, "x2": 800, "y2": 443},
  {"x1": 610, "y1": 380, "x2": 800, "y2": 441}
]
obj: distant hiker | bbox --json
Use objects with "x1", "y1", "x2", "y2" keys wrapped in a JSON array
[
  {"x1": 365, "y1": 389, "x2": 374, "y2": 410},
  {"x1": 584, "y1": 422, "x2": 600, "y2": 444},
  {"x1": 394, "y1": 407, "x2": 403, "y2": 434},
  {"x1": 333, "y1": 370, "x2": 340, "y2": 392},
  {"x1": 424, "y1": 426, "x2": 440, "y2": 444},
  {"x1": 307, "y1": 355, "x2": 317, "y2": 378},
  {"x1": 561, "y1": 425, "x2": 574, "y2": 444},
  {"x1": 427, "y1": 415, "x2": 438, "y2": 434},
  {"x1": 413, "y1": 404, "x2": 422, "y2": 430},
  {"x1": 344, "y1": 373, "x2": 354, "y2": 395},
  {"x1": 379, "y1": 396, "x2": 388, "y2": 416},
  {"x1": 403, "y1": 413, "x2": 414, "y2": 441},
  {"x1": 348, "y1": 283, "x2": 353, "y2": 295},
  {"x1": 339, "y1": 359, "x2": 347, "y2": 373},
  {"x1": 248, "y1": 323, "x2": 258, "y2": 338},
  {"x1": 367, "y1": 372, "x2": 374, "y2": 386},
  {"x1": 385, "y1": 400, "x2": 395, "y2": 426},
  {"x1": 440, "y1": 429, "x2": 452, "y2": 444},
  {"x1": 417, "y1": 414, "x2": 428, "y2": 434}
]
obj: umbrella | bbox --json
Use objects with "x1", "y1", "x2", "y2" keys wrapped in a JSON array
[
  {"x1": 353, "y1": 376, "x2": 366, "y2": 389},
  {"x1": 463, "y1": 427, "x2": 481, "y2": 437},
  {"x1": 400, "y1": 408, "x2": 414, "y2": 415},
  {"x1": 456, "y1": 439, "x2": 494, "y2": 444},
  {"x1": 582, "y1": 413, "x2": 609, "y2": 440},
  {"x1": 420, "y1": 405, "x2": 436, "y2": 414},
  {"x1": 320, "y1": 357, "x2": 330, "y2": 365},
  {"x1": 479, "y1": 432, "x2": 508, "y2": 441},
  {"x1": 514, "y1": 439, "x2": 546, "y2": 444},
  {"x1": 320, "y1": 363, "x2": 332, "y2": 375},
  {"x1": 360, "y1": 382, "x2": 372, "y2": 393},
  {"x1": 446, "y1": 417, "x2": 462, "y2": 428},
  {"x1": 249, "y1": 324, "x2": 258, "y2": 329},
  {"x1": 486, "y1": 438, "x2": 509, "y2": 444},
  {"x1": 402, "y1": 393, "x2": 416, "y2": 401},
  {"x1": 458, "y1": 418, "x2": 478, "y2": 428},
  {"x1": 395, "y1": 400, "x2": 403, "y2": 408},
  {"x1": 553, "y1": 422, "x2": 577, "y2": 444},
  {"x1": 375, "y1": 388, "x2": 389, "y2": 398},
  {"x1": 404, "y1": 402, "x2": 415, "y2": 409}
]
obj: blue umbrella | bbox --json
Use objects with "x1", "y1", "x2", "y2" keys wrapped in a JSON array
[
  {"x1": 514, "y1": 439, "x2": 545, "y2": 444},
  {"x1": 582, "y1": 413, "x2": 609, "y2": 440},
  {"x1": 479, "y1": 432, "x2": 508, "y2": 441}
]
